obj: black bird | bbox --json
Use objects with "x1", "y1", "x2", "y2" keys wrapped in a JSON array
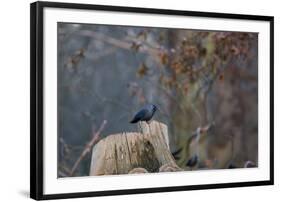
[
  {"x1": 186, "y1": 155, "x2": 198, "y2": 170},
  {"x1": 172, "y1": 147, "x2": 182, "y2": 160},
  {"x1": 130, "y1": 104, "x2": 157, "y2": 123},
  {"x1": 228, "y1": 163, "x2": 237, "y2": 169}
]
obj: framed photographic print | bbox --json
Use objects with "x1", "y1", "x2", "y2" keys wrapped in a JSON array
[{"x1": 30, "y1": 1, "x2": 274, "y2": 200}]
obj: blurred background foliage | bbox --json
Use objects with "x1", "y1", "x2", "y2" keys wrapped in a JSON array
[{"x1": 58, "y1": 22, "x2": 258, "y2": 177}]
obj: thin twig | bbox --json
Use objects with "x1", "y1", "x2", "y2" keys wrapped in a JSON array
[
  {"x1": 77, "y1": 30, "x2": 161, "y2": 58},
  {"x1": 70, "y1": 120, "x2": 107, "y2": 176}
]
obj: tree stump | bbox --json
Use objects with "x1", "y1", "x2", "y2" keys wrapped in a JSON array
[{"x1": 89, "y1": 120, "x2": 181, "y2": 175}]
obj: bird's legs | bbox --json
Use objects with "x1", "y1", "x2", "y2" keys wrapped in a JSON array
[{"x1": 146, "y1": 119, "x2": 153, "y2": 124}]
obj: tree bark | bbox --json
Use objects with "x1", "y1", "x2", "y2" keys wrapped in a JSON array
[{"x1": 89, "y1": 120, "x2": 181, "y2": 175}]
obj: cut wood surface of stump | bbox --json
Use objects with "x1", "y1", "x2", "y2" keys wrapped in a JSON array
[{"x1": 90, "y1": 120, "x2": 181, "y2": 175}]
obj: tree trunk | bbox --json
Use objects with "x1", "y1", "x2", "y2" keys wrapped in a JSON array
[{"x1": 89, "y1": 120, "x2": 181, "y2": 175}]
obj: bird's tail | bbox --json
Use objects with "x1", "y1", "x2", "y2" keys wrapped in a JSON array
[{"x1": 130, "y1": 117, "x2": 140, "y2": 123}]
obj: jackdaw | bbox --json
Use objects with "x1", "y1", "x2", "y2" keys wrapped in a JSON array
[
  {"x1": 186, "y1": 155, "x2": 198, "y2": 170},
  {"x1": 130, "y1": 104, "x2": 157, "y2": 124}
]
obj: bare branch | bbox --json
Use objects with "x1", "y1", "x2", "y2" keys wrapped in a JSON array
[
  {"x1": 77, "y1": 30, "x2": 161, "y2": 58},
  {"x1": 70, "y1": 120, "x2": 107, "y2": 176}
]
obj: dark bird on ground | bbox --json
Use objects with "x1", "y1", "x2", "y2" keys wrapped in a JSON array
[
  {"x1": 186, "y1": 155, "x2": 198, "y2": 170},
  {"x1": 130, "y1": 104, "x2": 157, "y2": 123},
  {"x1": 228, "y1": 163, "x2": 237, "y2": 169},
  {"x1": 172, "y1": 147, "x2": 182, "y2": 160}
]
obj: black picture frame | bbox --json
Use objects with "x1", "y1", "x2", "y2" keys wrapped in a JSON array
[{"x1": 30, "y1": 1, "x2": 274, "y2": 200}]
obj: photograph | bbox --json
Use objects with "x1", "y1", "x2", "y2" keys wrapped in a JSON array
[{"x1": 57, "y1": 22, "x2": 259, "y2": 178}]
